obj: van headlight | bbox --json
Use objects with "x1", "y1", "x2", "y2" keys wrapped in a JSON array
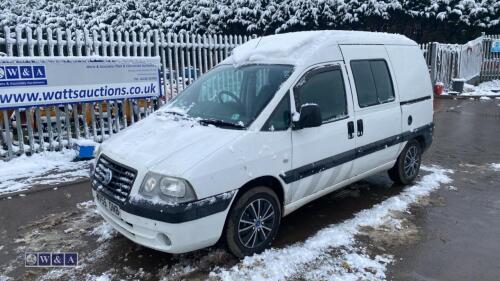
[{"x1": 139, "y1": 172, "x2": 197, "y2": 203}]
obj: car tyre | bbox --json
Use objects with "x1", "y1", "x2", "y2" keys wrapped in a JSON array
[
  {"x1": 225, "y1": 186, "x2": 281, "y2": 258},
  {"x1": 388, "y1": 139, "x2": 422, "y2": 185}
]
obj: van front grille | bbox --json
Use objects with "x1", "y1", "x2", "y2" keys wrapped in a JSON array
[{"x1": 92, "y1": 154, "x2": 137, "y2": 204}]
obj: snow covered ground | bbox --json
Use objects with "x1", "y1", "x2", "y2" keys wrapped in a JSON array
[
  {"x1": 444, "y1": 80, "x2": 500, "y2": 98},
  {"x1": 0, "y1": 149, "x2": 92, "y2": 196},
  {"x1": 3, "y1": 165, "x2": 451, "y2": 281},
  {"x1": 211, "y1": 166, "x2": 453, "y2": 281}
]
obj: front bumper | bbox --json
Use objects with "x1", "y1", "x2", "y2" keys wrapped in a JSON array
[{"x1": 92, "y1": 189, "x2": 236, "y2": 254}]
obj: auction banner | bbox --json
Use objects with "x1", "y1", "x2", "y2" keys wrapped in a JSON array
[{"x1": 0, "y1": 56, "x2": 161, "y2": 109}]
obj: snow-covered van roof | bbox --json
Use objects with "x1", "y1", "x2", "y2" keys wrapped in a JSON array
[{"x1": 223, "y1": 30, "x2": 417, "y2": 66}]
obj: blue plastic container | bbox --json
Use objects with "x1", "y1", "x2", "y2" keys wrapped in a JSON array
[{"x1": 76, "y1": 144, "x2": 95, "y2": 159}]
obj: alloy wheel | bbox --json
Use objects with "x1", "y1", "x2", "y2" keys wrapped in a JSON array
[
  {"x1": 404, "y1": 145, "x2": 419, "y2": 178},
  {"x1": 237, "y1": 198, "x2": 276, "y2": 249}
]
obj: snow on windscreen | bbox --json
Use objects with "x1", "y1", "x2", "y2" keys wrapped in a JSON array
[{"x1": 228, "y1": 30, "x2": 415, "y2": 66}]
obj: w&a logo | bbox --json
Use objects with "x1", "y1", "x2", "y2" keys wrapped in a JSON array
[
  {"x1": 0, "y1": 65, "x2": 46, "y2": 80},
  {"x1": 25, "y1": 252, "x2": 78, "y2": 267}
]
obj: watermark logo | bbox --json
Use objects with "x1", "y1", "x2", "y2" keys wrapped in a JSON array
[
  {"x1": 51, "y1": 253, "x2": 65, "y2": 266},
  {"x1": 65, "y1": 253, "x2": 78, "y2": 266},
  {"x1": 0, "y1": 65, "x2": 47, "y2": 88},
  {"x1": 5, "y1": 66, "x2": 19, "y2": 79},
  {"x1": 20, "y1": 66, "x2": 33, "y2": 79},
  {"x1": 33, "y1": 65, "x2": 46, "y2": 78},
  {"x1": 38, "y1": 253, "x2": 51, "y2": 266},
  {"x1": 0, "y1": 65, "x2": 45, "y2": 80},
  {"x1": 25, "y1": 253, "x2": 38, "y2": 266},
  {"x1": 25, "y1": 252, "x2": 78, "y2": 267}
]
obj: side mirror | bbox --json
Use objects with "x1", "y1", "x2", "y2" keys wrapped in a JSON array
[{"x1": 294, "y1": 104, "x2": 322, "y2": 129}]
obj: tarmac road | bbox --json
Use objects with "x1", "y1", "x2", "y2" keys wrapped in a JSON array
[{"x1": 0, "y1": 98, "x2": 499, "y2": 280}]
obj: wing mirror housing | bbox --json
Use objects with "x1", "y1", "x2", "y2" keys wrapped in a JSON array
[{"x1": 293, "y1": 104, "x2": 322, "y2": 130}]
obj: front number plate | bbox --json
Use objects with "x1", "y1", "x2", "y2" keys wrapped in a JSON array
[{"x1": 96, "y1": 192, "x2": 121, "y2": 217}]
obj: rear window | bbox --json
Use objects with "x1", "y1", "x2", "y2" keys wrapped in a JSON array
[{"x1": 350, "y1": 60, "x2": 395, "y2": 108}]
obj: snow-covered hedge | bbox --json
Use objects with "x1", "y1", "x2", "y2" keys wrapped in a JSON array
[{"x1": 0, "y1": 0, "x2": 498, "y2": 42}]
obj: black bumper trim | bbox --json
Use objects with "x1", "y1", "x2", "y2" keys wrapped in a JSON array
[{"x1": 93, "y1": 185, "x2": 235, "y2": 224}]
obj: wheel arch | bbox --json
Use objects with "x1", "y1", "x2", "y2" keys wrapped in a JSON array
[
  {"x1": 218, "y1": 175, "x2": 286, "y2": 248},
  {"x1": 219, "y1": 176, "x2": 285, "y2": 256},
  {"x1": 411, "y1": 124, "x2": 434, "y2": 152},
  {"x1": 414, "y1": 135, "x2": 425, "y2": 148},
  {"x1": 234, "y1": 175, "x2": 285, "y2": 212}
]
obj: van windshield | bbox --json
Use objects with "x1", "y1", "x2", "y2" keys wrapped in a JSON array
[{"x1": 166, "y1": 64, "x2": 294, "y2": 129}]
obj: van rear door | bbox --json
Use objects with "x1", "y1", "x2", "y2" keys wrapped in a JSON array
[{"x1": 340, "y1": 45, "x2": 403, "y2": 177}]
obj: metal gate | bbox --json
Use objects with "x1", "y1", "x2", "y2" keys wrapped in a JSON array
[
  {"x1": 1, "y1": 26, "x2": 499, "y2": 161},
  {"x1": 0, "y1": 26, "x2": 252, "y2": 160},
  {"x1": 481, "y1": 35, "x2": 500, "y2": 82}
]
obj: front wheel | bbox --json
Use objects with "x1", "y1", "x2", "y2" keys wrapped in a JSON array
[
  {"x1": 388, "y1": 139, "x2": 422, "y2": 184},
  {"x1": 225, "y1": 186, "x2": 281, "y2": 258}
]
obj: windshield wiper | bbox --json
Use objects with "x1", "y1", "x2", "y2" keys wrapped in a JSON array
[
  {"x1": 164, "y1": 110, "x2": 186, "y2": 117},
  {"x1": 198, "y1": 118, "x2": 246, "y2": 129}
]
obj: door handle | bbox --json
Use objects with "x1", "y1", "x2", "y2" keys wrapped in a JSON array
[
  {"x1": 357, "y1": 119, "x2": 363, "y2": 137},
  {"x1": 347, "y1": 121, "x2": 354, "y2": 139}
]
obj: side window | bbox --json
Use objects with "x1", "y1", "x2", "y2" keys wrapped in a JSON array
[
  {"x1": 263, "y1": 93, "x2": 291, "y2": 131},
  {"x1": 371, "y1": 60, "x2": 395, "y2": 103},
  {"x1": 294, "y1": 67, "x2": 348, "y2": 122},
  {"x1": 350, "y1": 59, "x2": 395, "y2": 108}
]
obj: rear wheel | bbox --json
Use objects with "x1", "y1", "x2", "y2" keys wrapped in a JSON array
[
  {"x1": 225, "y1": 186, "x2": 281, "y2": 258},
  {"x1": 388, "y1": 139, "x2": 422, "y2": 184}
]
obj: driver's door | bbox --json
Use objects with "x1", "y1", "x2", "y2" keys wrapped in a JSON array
[{"x1": 286, "y1": 64, "x2": 356, "y2": 203}]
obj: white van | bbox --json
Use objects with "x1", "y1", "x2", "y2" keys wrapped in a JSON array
[{"x1": 92, "y1": 31, "x2": 434, "y2": 257}]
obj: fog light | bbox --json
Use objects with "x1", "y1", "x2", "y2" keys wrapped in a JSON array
[{"x1": 157, "y1": 233, "x2": 171, "y2": 246}]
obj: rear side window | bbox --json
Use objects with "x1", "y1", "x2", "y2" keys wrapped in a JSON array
[
  {"x1": 294, "y1": 67, "x2": 348, "y2": 122},
  {"x1": 350, "y1": 60, "x2": 395, "y2": 108}
]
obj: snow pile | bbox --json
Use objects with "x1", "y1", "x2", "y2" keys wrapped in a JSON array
[
  {"x1": 86, "y1": 272, "x2": 113, "y2": 281},
  {"x1": 0, "y1": 149, "x2": 92, "y2": 195},
  {"x1": 230, "y1": 33, "x2": 315, "y2": 66},
  {"x1": 491, "y1": 163, "x2": 500, "y2": 171},
  {"x1": 472, "y1": 80, "x2": 500, "y2": 97},
  {"x1": 457, "y1": 80, "x2": 500, "y2": 97},
  {"x1": 302, "y1": 251, "x2": 393, "y2": 281},
  {"x1": 228, "y1": 30, "x2": 413, "y2": 66},
  {"x1": 211, "y1": 165, "x2": 453, "y2": 281},
  {"x1": 74, "y1": 139, "x2": 99, "y2": 147},
  {"x1": 91, "y1": 221, "x2": 117, "y2": 242}
]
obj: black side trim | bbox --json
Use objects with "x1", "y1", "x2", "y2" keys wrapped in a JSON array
[
  {"x1": 281, "y1": 150, "x2": 356, "y2": 184},
  {"x1": 400, "y1": 96, "x2": 432, "y2": 105},
  {"x1": 280, "y1": 123, "x2": 434, "y2": 184},
  {"x1": 93, "y1": 186, "x2": 235, "y2": 224}
]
